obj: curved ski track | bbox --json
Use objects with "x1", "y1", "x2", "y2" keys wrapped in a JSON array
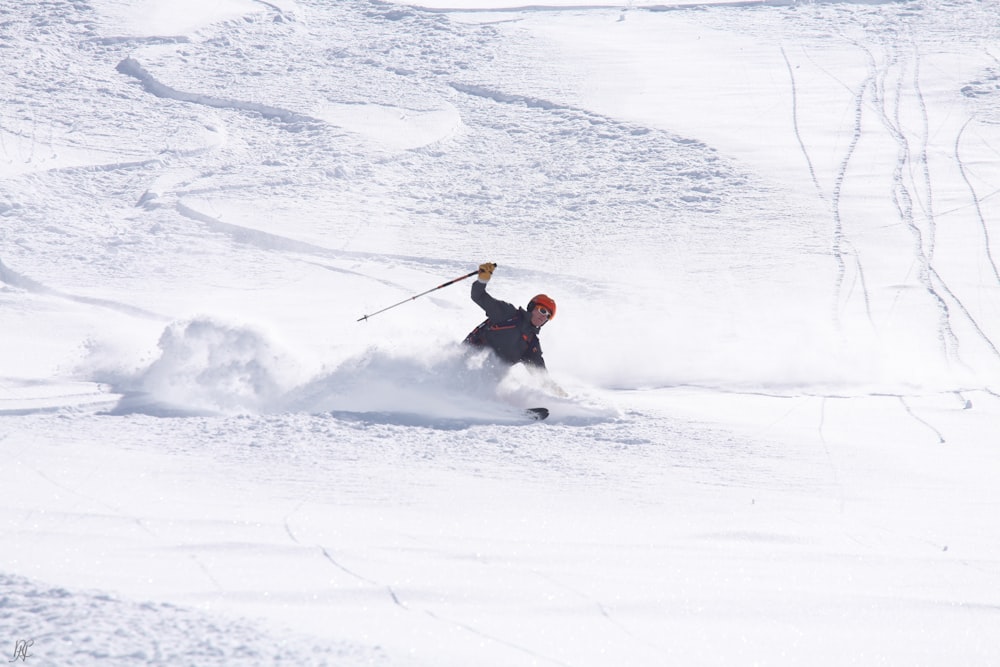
[
  {"x1": 782, "y1": 44, "x2": 875, "y2": 332},
  {"x1": 785, "y1": 24, "x2": 1000, "y2": 369}
]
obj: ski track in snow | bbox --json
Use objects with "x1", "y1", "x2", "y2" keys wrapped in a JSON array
[
  {"x1": 865, "y1": 41, "x2": 961, "y2": 361},
  {"x1": 1, "y1": 0, "x2": 777, "y2": 289},
  {"x1": 115, "y1": 56, "x2": 326, "y2": 128},
  {"x1": 955, "y1": 117, "x2": 1000, "y2": 285},
  {"x1": 769, "y1": 5, "x2": 1000, "y2": 379}
]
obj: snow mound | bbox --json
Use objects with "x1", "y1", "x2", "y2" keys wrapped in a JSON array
[{"x1": 0, "y1": 571, "x2": 382, "y2": 666}]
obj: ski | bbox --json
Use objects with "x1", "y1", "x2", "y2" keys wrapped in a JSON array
[{"x1": 526, "y1": 407, "x2": 549, "y2": 421}]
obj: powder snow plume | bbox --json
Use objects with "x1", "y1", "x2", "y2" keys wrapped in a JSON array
[
  {"x1": 107, "y1": 318, "x2": 294, "y2": 416},
  {"x1": 97, "y1": 318, "x2": 615, "y2": 423}
]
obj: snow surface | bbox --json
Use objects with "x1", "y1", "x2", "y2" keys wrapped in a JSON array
[{"x1": 3, "y1": 0, "x2": 1000, "y2": 664}]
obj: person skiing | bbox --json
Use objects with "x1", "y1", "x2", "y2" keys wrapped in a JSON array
[{"x1": 463, "y1": 262, "x2": 556, "y2": 369}]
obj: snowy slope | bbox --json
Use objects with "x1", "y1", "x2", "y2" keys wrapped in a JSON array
[{"x1": 3, "y1": 0, "x2": 1000, "y2": 665}]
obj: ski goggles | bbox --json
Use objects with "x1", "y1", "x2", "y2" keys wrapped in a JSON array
[{"x1": 535, "y1": 306, "x2": 552, "y2": 319}]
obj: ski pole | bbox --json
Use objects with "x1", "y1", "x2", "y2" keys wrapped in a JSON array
[{"x1": 356, "y1": 267, "x2": 488, "y2": 322}]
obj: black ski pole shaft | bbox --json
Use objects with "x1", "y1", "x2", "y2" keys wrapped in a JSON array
[{"x1": 356, "y1": 268, "x2": 483, "y2": 322}]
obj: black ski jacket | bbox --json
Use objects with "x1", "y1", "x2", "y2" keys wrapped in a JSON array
[{"x1": 463, "y1": 281, "x2": 545, "y2": 368}]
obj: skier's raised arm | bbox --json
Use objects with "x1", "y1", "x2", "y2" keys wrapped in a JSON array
[
  {"x1": 470, "y1": 262, "x2": 518, "y2": 322},
  {"x1": 462, "y1": 262, "x2": 556, "y2": 372}
]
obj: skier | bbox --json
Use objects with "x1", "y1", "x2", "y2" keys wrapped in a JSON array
[{"x1": 463, "y1": 262, "x2": 556, "y2": 369}]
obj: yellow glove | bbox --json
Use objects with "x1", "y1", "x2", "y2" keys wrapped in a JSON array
[{"x1": 478, "y1": 262, "x2": 497, "y2": 282}]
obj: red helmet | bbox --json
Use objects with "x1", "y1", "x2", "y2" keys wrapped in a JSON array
[{"x1": 528, "y1": 294, "x2": 556, "y2": 320}]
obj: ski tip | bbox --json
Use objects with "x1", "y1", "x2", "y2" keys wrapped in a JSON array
[{"x1": 526, "y1": 407, "x2": 549, "y2": 421}]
